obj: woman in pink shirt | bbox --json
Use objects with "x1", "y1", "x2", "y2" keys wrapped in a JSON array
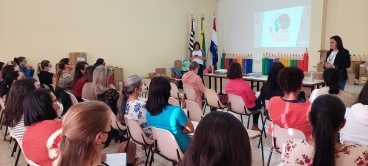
[
  {"x1": 182, "y1": 61, "x2": 205, "y2": 109},
  {"x1": 225, "y1": 63, "x2": 261, "y2": 131}
]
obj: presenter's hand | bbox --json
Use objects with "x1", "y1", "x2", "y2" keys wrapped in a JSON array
[{"x1": 324, "y1": 62, "x2": 333, "y2": 68}]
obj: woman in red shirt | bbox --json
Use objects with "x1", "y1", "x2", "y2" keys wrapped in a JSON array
[
  {"x1": 225, "y1": 63, "x2": 262, "y2": 131},
  {"x1": 72, "y1": 62, "x2": 88, "y2": 102}
]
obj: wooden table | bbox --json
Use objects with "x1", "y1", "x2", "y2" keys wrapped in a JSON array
[{"x1": 204, "y1": 73, "x2": 325, "y2": 93}]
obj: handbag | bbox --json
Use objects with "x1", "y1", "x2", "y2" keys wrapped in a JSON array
[{"x1": 218, "y1": 93, "x2": 228, "y2": 106}]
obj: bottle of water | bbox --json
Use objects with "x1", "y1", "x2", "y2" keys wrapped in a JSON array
[{"x1": 308, "y1": 72, "x2": 314, "y2": 82}]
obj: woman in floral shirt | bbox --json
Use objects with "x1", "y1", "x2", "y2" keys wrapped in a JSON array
[
  {"x1": 282, "y1": 94, "x2": 368, "y2": 166},
  {"x1": 117, "y1": 75, "x2": 152, "y2": 139}
]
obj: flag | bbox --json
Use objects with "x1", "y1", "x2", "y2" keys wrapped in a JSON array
[
  {"x1": 200, "y1": 17, "x2": 206, "y2": 66},
  {"x1": 188, "y1": 17, "x2": 195, "y2": 51},
  {"x1": 210, "y1": 17, "x2": 218, "y2": 67}
]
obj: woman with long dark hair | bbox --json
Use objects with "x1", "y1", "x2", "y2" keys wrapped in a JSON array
[
  {"x1": 146, "y1": 76, "x2": 194, "y2": 152},
  {"x1": 324, "y1": 35, "x2": 351, "y2": 90},
  {"x1": 93, "y1": 58, "x2": 105, "y2": 66},
  {"x1": 260, "y1": 62, "x2": 285, "y2": 100},
  {"x1": 310, "y1": 68, "x2": 355, "y2": 107},
  {"x1": 282, "y1": 94, "x2": 368, "y2": 166},
  {"x1": 72, "y1": 61, "x2": 88, "y2": 102},
  {"x1": 180, "y1": 111, "x2": 252, "y2": 166},
  {"x1": 0, "y1": 70, "x2": 25, "y2": 102}
]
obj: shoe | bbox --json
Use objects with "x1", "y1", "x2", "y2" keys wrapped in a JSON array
[{"x1": 251, "y1": 125, "x2": 261, "y2": 132}]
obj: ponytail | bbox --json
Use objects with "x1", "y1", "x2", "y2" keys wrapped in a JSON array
[
  {"x1": 116, "y1": 89, "x2": 128, "y2": 122},
  {"x1": 13, "y1": 57, "x2": 19, "y2": 65},
  {"x1": 37, "y1": 63, "x2": 42, "y2": 74},
  {"x1": 13, "y1": 57, "x2": 25, "y2": 66},
  {"x1": 328, "y1": 84, "x2": 340, "y2": 94},
  {"x1": 323, "y1": 68, "x2": 341, "y2": 95},
  {"x1": 312, "y1": 112, "x2": 335, "y2": 166}
]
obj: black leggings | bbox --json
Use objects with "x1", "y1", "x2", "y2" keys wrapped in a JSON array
[{"x1": 198, "y1": 64, "x2": 204, "y2": 85}]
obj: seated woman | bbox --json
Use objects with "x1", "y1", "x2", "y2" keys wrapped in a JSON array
[
  {"x1": 225, "y1": 62, "x2": 261, "y2": 131},
  {"x1": 282, "y1": 94, "x2": 368, "y2": 166},
  {"x1": 93, "y1": 66, "x2": 119, "y2": 114},
  {"x1": 180, "y1": 111, "x2": 252, "y2": 166},
  {"x1": 37, "y1": 60, "x2": 54, "y2": 90},
  {"x1": 54, "y1": 58, "x2": 74, "y2": 90},
  {"x1": 81, "y1": 66, "x2": 96, "y2": 100},
  {"x1": 146, "y1": 76, "x2": 194, "y2": 152},
  {"x1": 268, "y1": 67, "x2": 312, "y2": 139},
  {"x1": 93, "y1": 58, "x2": 105, "y2": 66},
  {"x1": 0, "y1": 70, "x2": 25, "y2": 102},
  {"x1": 0, "y1": 62, "x2": 4, "y2": 83},
  {"x1": 181, "y1": 61, "x2": 205, "y2": 109},
  {"x1": 309, "y1": 68, "x2": 355, "y2": 107},
  {"x1": 14, "y1": 56, "x2": 34, "y2": 78},
  {"x1": 22, "y1": 89, "x2": 62, "y2": 166},
  {"x1": 2, "y1": 78, "x2": 37, "y2": 141},
  {"x1": 57, "y1": 101, "x2": 137, "y2": 166},
  {"x1": 117, "y1": 75, "x2": 152, "y2": 139},
  {"x1": 340, "y1": 81, "x2": 368, "y2": 145},
  {"x1": 260, "y1": 62, "x2": 284, "y2": 101},
  {"x1": 72, "y1": 61, "x2": 88, "y2": 102}
]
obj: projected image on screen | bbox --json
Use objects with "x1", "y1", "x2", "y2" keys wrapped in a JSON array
[{"x1": 254, "y1": 5, "x2": 311, "y2": 47}]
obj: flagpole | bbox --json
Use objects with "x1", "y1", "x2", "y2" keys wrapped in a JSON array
[{"x1": 206, "y1": 11, "x2": 215, "y2": 67}]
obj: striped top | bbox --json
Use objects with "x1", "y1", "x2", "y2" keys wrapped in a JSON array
[
  {"x1": 9, "y1": 115, "x2": 26, "y2": 142},
  {"x1": 58, "y1": 73, "x2": 73, "y2": 89}
]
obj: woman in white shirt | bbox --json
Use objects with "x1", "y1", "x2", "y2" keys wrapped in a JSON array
[
  {"x1": 340, "y1": 82, "x2": 368, "y2": 146},
  {"x1": 309, "y1": 68, "x2": 355, "y2": 107},
  {"x1": 190, "y1": 42, "x2": 206, "y2": 83}
]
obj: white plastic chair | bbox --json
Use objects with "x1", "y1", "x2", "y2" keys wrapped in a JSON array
[
  {"x1": 268, "y1": 124, "x2": 306, "y2": 166},
  {"x1": 0, "y1": 99, "x2": 5, "y2": 129},
  {"x1": 170, "y1": 83, "x2": 182, "y2": 105},
  {"x1": 67, "y1": 92, "x2": 79, "y2": 105},
  {"x1": 203, "y1": 88, "x2": 227, "y2": 114},
  {"x1": 185, "y1": 100, "x2": 203, "y2": 122},
  {"x1": 183, "y1": 86, "x2": 196, "y2": 102},
  {"x1": 82, "y1": 98, "x2": 89, "y2": 102},
  {"x1": 261, "y1": 99, "x2": 271, "y2": 139},
  {"x1": 168, "y1": 97, "x2": 180, "y2": 107},
  {"x1": 150, "y1": 127, "x2": 184, "y2": 165},
  {"x1": 227, "y1": 94, "x2": 263, "y2": 129},
  {"x1": 50, "y1": 84, "x2": 56, "y2": 91},
  {"x1": 125, "y1": 118, "x2": 154, "y2": 165},
  {"x1": 110, "y1": 112, "x2": 128, "y2": 140}
]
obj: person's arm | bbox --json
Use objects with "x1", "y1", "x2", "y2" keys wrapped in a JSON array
[
  {"x1": 29, "y1": 68, "x2": 34, "y2": 77},
  {"x1": 182, "y1": 119, "x2": 194, "y2": 134},
  {"x1": 189, "y1": 51, "x2": 195, "y2": 61},
  {"x1": 335, "y1": 49, "x2": 351, "y2": 71},
  {"x1": 200, "y1": 50, "x2": 207, "y2": 60},
  {"x1": 197, "y1": 76, "x2": 205, "y2": 93},
  {"x1": 243, "y1": 81, "x2": 257, "y2": 102},
  {"x1": 176, "y1": 107, "x2": 194, "y2": 133}
]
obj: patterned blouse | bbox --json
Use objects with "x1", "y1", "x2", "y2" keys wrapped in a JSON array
[
  {"x1": 58, "y1": 73, "x2": 73, "y2": 89},
  {"x1": 9, "y1": 115, "x2": 26, "y2": 142},
  {"x1": 125, "y1": 100, "x2": 152, "y2": 140},
  {"x1": 282, "y1": 139, "x2": 368, "y2": 166},
  {"x1": 97, "y1": 89, "x2": 119, "y2": 115}
]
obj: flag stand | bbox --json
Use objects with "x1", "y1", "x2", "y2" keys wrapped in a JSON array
[{"x1": 206, "y1": 11, "x2": 216, "y2": 68}]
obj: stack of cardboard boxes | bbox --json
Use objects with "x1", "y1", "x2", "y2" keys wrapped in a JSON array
[
  {"x1": 347, "y1": 60, "x2": 362, "y2": 85},
  {"x1": 148, "y1": 68, "x2": 167, "y2": 79},
  {"x1": 359, "y1": 64, "x2": 368, "y2": 86}
]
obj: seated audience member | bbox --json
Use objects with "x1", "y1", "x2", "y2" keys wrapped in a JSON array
[
  {"x1": 37, "y1": 60, "x2": 54, "y2": 90},
  {"x1": 14, "y1": 56, "x2": 34, "y2": 78},
  {"x1": 268, "y1": 67, "x2": 312, "y2": 139},
  {"x1": 72, "y1": 62, "x2": 88, "y2": 102},
  {"x1": 181, "y1": 61, "x2": 204, "y2": 109},
  {"x1": 93, "y1": 66, "x2": 119, "y2": 114},
  {"x1": 180, "y1": 111, "x2": 252, "y2": 166},
  {"x1": 93, "y1": 58, "x2": 105, "y2": 66},
  {"x1": 82, "y1": 66, "x2": 97, "y2": 100},
  {"x1": 0, "y1": 61, "x2": 4, "y2": 82},
  {"x1": 22, "y1": 89, "x2": 62, "y2": 166},
  {"x1": 310, "y1": 68, "x2": 355, "y2": 107},
  {"x1": 340, "y1": 81, "x2": 368, "y2": 145},
  {"x1": 55, "y1": 58, "x2": 74, "y2": 90},
  {"x1": 282, "y1": 94, "x2": 368, "y2": 166},
  {"x1": 260, "y1": 62, "x2": 284, "y2": 101},
  {"x1": 2, "y1": 78, "x2": 37, "y2": 141},
  {"x1": 0, "y1": 71, "x2": 25, "y2": 102},
  {"x1": 225, "y1": 62, "x2": 262, "y2": 131},
  {"x1": 117, "y1": 75, "x2": 152, "y2": 139},
  {"x1": 146, "y1": 77, "x2": 194, "y2": 152},
  {"x1": 57, "y1": 101, "x2": 137, "y2": 166}
]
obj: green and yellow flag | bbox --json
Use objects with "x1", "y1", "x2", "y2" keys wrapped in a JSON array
[{"x1": 200, "y1": 16, "x2": 206, "y2": 66}]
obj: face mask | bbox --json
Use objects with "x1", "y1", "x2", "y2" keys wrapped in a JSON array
[
  {"x1": 48, "y1": 67, "x2": 52, "y2": 71},
  {"x1": 56, "y1": 101, "x2": 64, "y2": 117},
  {"x1": 68, "y1": 65, "x2": 75, "y2": 70}
]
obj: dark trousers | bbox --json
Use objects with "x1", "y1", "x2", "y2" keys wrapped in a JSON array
[
  {"x1": 247, "y1": 98, "x2": 262, "y2": 125},
  {"x1": 198, "y1": 64, "x2": 204, "y2": 85}
]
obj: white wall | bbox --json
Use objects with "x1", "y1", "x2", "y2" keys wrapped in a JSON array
[{"x1": 0, "y1": 0, "x2": 218, "y2": 77}]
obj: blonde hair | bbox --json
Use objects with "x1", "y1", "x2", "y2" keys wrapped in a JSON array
[
  {"x1": 92, "y1": 66, "x2": 111, "y2": 95},
  {"x1": 57, "y1": 101, "x2": 111, "y2": 166}
]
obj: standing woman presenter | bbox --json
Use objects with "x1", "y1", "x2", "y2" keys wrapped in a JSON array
[
  {"x1": 190, "y1": 42, "x2": 206, "y2": 84},
  {"x1": 324, "y1": 35, "x2": 351, "y2": 90}
]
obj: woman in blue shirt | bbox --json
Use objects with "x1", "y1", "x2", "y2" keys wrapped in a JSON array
[
  {"x1": 146, "y1": 76, "x2": 194, "y2": 152},
  {"x1": 14, "y1": 57, "x2": 34, "y2": 78}
]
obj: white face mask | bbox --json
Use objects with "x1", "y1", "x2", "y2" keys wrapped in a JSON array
[
  {"x1": 56, "y1": 101, "x2": 64, "y2": 117},
  {"x1": 48, "y1": 67, "x2": 52, "y2": 71}
]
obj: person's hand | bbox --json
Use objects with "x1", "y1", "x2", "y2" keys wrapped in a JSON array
[
  {"x1": 101, "y1": 153, "x2": 107, "y2": 162},
  {"x1": 324, "y1": 62, "x2": 333, "y2": 68},
  {"x1": 29, "y1": 65, "x2": 33, "y2": 70},
  {"x1": 183, "y1": 127, "x2": 189, "y2": 134}
]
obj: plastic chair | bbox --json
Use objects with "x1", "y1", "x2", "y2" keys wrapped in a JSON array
[
  {"x1": 185, "y1": 100, "x2": 203, "y2": 122},
  {"x1": 203, "y1": 88, "x2": 227, "y2": 114},
  {"x1": 170, "y1": 83, "x2": 182, "y2": 106},
  {"x1": 125, "y1": 118, "x2": 154, "y2": 165},
  {"x1": 183, "y1": 86, "x2": 196, "y2": 102},
  {"x1": 50, "y1": 84, "x2": 56, "y2": 91},
  {"x1": 268, "y1": 124, "x2": 306, "y2": 166},
  {"x1": 227, "y1": 94, "x2": 264, "y2": 129},
  {"x1": 0, "y1": 99, "x2": 5, "y2": 129},
  {"x1": 149, "y1": 127, "x2": 184, "y2": 165},
  {"x1": 168, "y1": 97, "x2": 180, "y2": 107},
  {"x1": 82, "y1": 98, "x2": 89, "y2": 102},
  {"x1": 110, "y1": 112, "x2": 128, "y2": 140},
  {"x1": 67, "y1": 92, "x2": 79, "y2": 105},
  {"x1": 261, "y1": 100, "x2": 271, "y2": 139}
]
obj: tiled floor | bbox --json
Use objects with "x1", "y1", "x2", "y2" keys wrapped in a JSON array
[{"x1": 0, "y1": 84, "x2": 362, "y2": 166}]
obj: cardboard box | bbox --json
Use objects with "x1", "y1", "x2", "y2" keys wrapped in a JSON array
[
  {"x1": 174, "y1": 60, "x2": 182, "y2": 70},
  {"x1": 113, "y1": 68, "x2": 124, "y2": 91},
  {"x1": 360, "y1": 64, "x2": 368, "y2": 75},
  {"x1": 304, "y1": 72, "x2": 323, "y2": 80},
  {"x1": 347, "y1": 61, "x2": 362, "y2": 73},
  {"x1": 347, "y1": 72, "x2": 358, "y2": 85},
  {"x1": 149, "y1": 72, "x2": 156, "y2": 79},
  {"x1": 317, "y1": 63, "x2": 324, "y2": 72},
  {"x1": 359, "y1": 75, "x2": 368, "y2": 86},
  {"x1": 70, "y1": 52, "x2": 87, "y2": 65},
  {"x1": 155, "y1": 68, "x2": 166, "y2": 76},
  {"x1": 318, "y1": 50, "x2": 329, "y2": 63}
]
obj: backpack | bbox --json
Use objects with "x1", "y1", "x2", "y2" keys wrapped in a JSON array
[{"x1": 182, "y1": 59, "x2": 190, "y2": 71}]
